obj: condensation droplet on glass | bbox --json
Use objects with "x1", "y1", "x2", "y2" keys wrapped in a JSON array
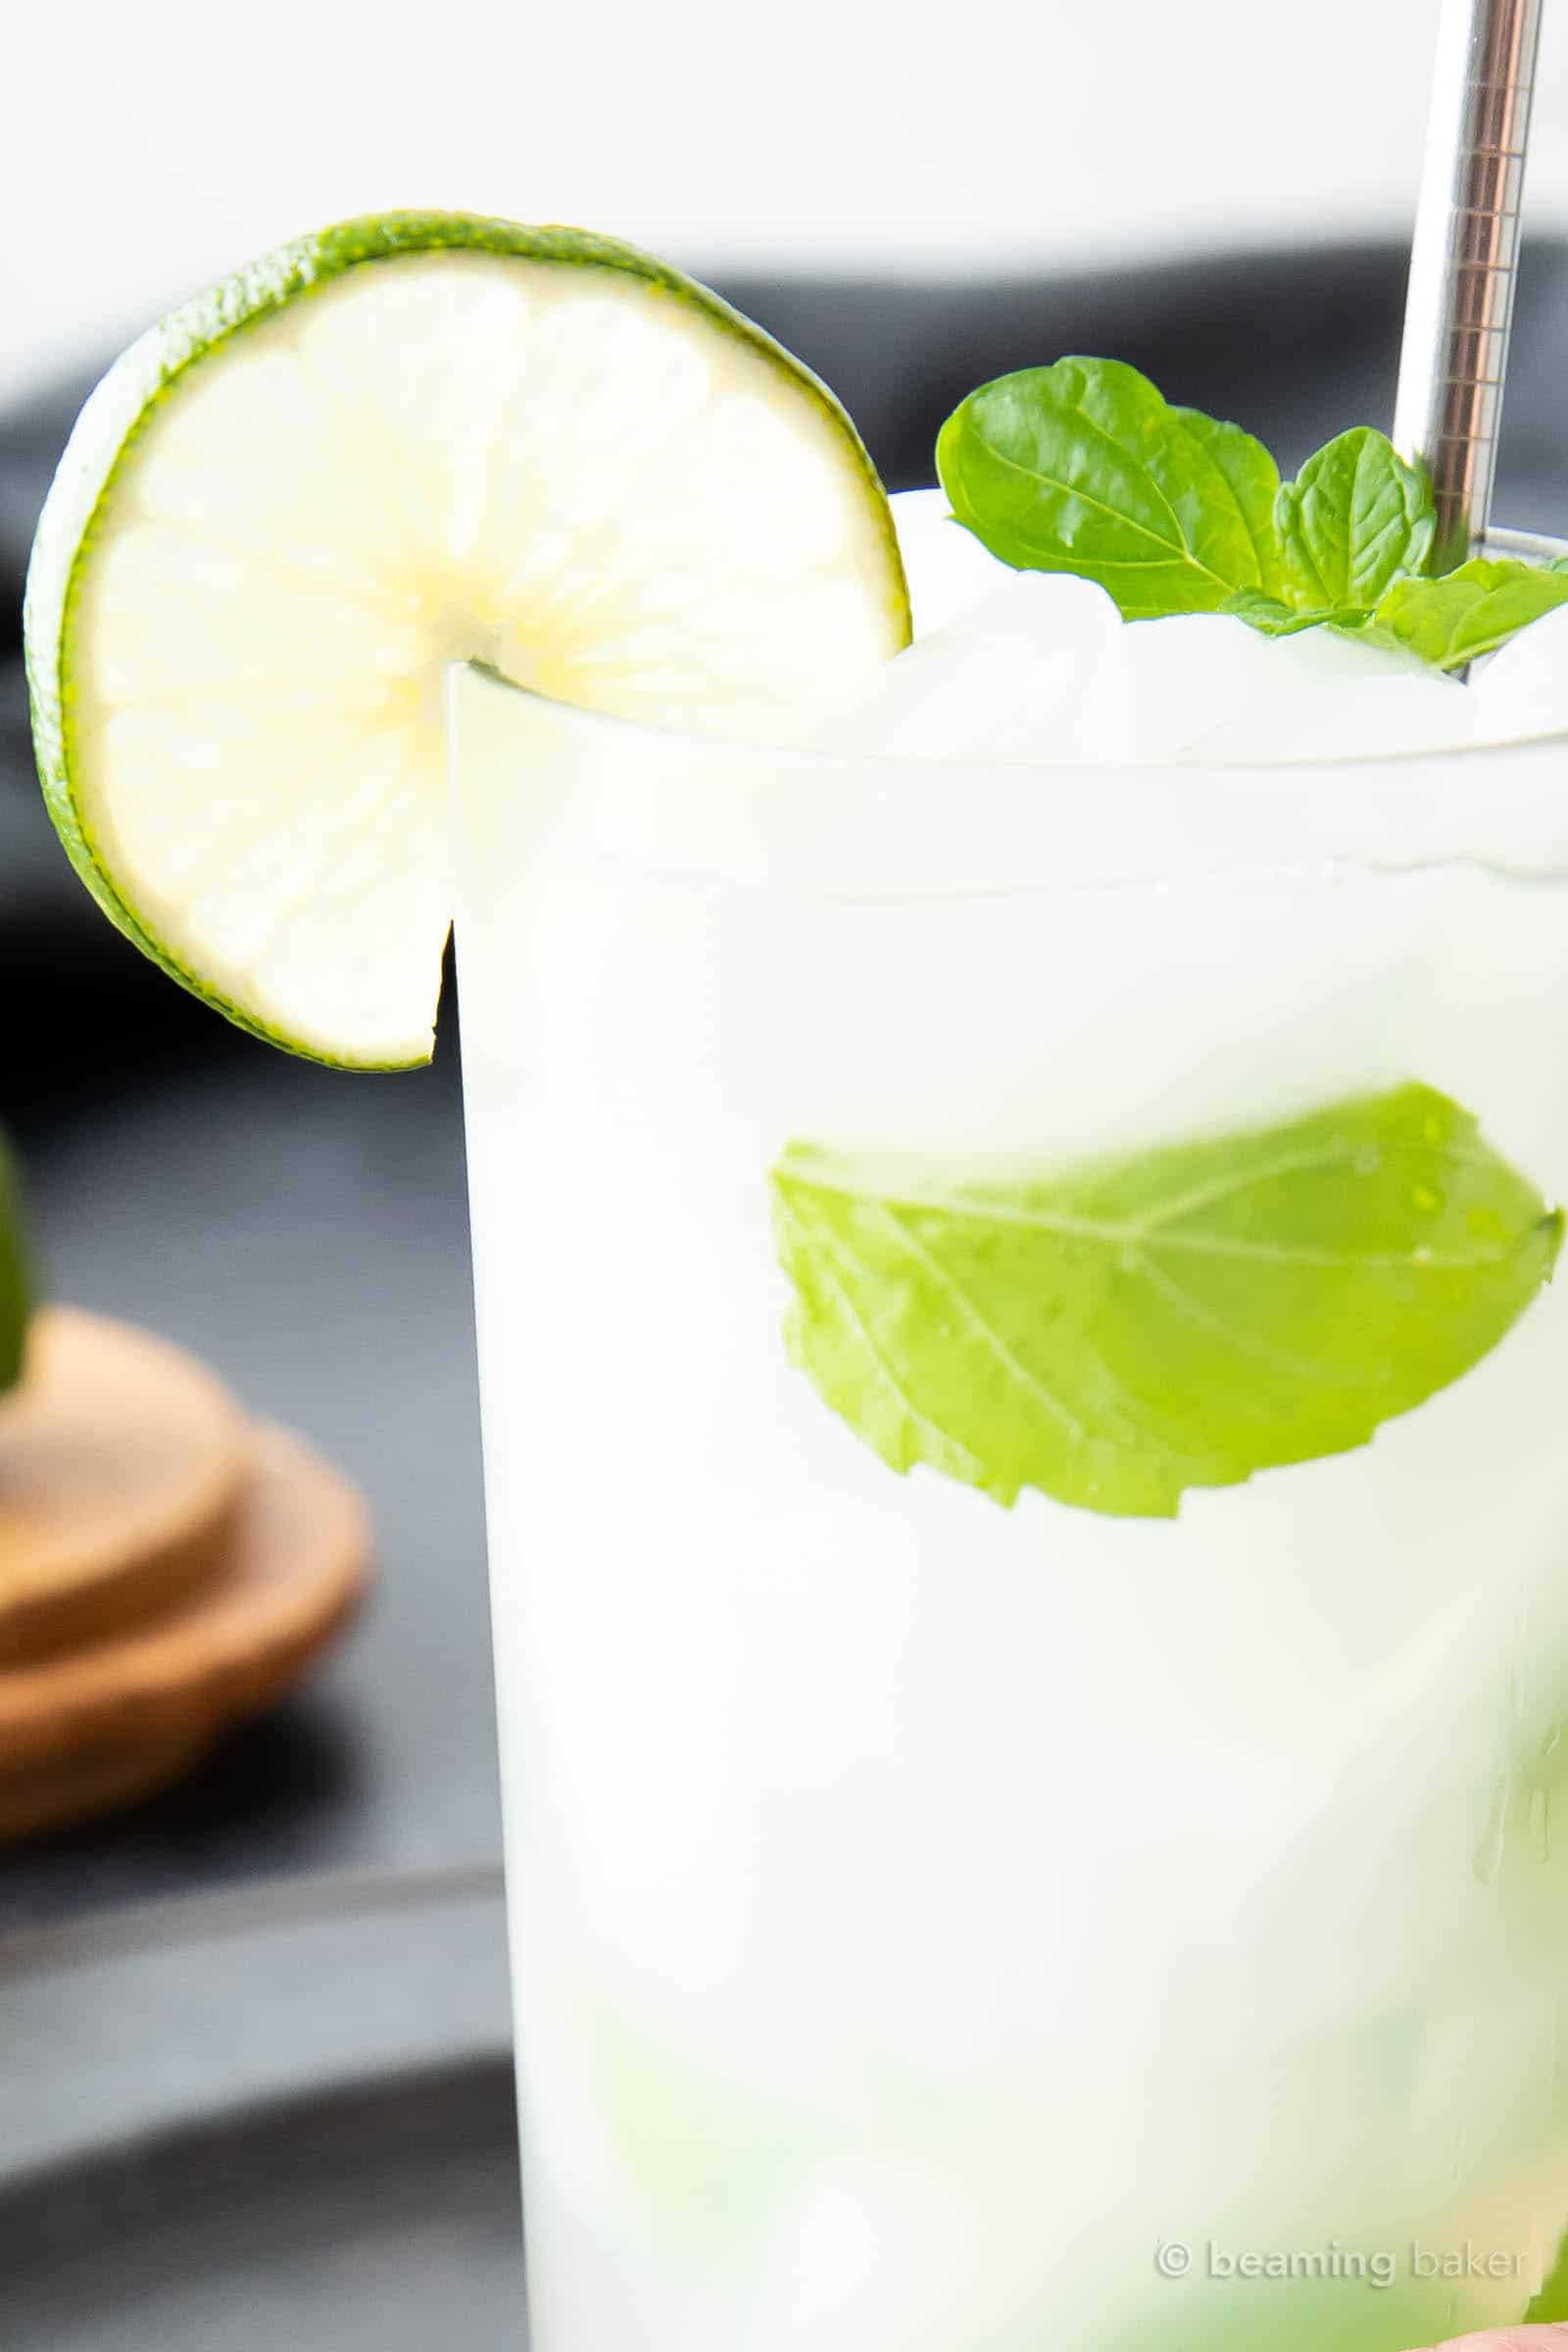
[
  {"x1": 1475, "y1": 1772, "x2": 1512, "y2": 1884},
  {"x1": 1531, "y1": 1783, "x2": 1551, "y2": 1865}
]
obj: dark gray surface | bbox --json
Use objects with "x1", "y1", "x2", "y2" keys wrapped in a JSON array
[
  {"x1": 0, "y1": 1015, "x2": 500, "y2": 1925},
  {"x1": 0, "y1": 1864, "x2": 511, "y2": 2168},
  {"x1": 2, "y1": 2063, "x2": 525, "y2": 2348},
  {"x1": 0, "y1": 1868, "x2": 519, "y2": 2342}
]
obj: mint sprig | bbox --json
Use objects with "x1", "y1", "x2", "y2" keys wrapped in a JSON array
[
  {"x1": 932, "y1": 358, "x2": 1284, "y2": 618},
  {"x1": 771, "y1": 1083, "x2": 1560, "y2": 1520},
  {"x1": 937, "y1": 358, "x2": 1563, "y2": 670}
]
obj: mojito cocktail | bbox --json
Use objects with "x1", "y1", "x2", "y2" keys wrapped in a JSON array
[
  {"x1": 24, "y1": 211, "x2": 1568, "y2": 2352},
  {"x1": 451, "y1": 633, "x2": 1568, "y2": 2351}
]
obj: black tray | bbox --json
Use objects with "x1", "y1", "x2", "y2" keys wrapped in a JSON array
[
  {"x1": 0, "y1": 1869, "x2": 525, "y2": 2345},
  {"x1": 3, "y1": 2063, "x2": 525, "y2": 2348}
]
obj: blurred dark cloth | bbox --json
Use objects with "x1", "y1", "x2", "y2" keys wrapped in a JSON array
[{"x1": 5, "y1": 242, "x2": 1568, "y2": 1924}]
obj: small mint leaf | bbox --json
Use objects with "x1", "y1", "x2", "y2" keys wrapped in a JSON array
[
  {"x1": 1276, "y1": 428, "x2": 1435, "y2": 612},
  {"x1": 1328, "y1": 615, "x2": 1416, "y2": 655},
  {"x1": 935, "y1": 358, "x2": 1284, "y2": 619},
  {"x1": 1220, "y1": 590, "x2": 1338, "y2": 637},
  {"x1": 771, "y1": 1084, "x2": 1559, "y2": 1521},
  {"x1": 1218, "y1": 594, "x2": 1411, "y2": 660},
  {"x1": 1377, "y1": 559, "x2": 1568, "y2": 669}
]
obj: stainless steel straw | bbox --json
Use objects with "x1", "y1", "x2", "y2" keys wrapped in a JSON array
[{"x1": 1394, "y1": 0, "x2": 1545, "y2": 568}]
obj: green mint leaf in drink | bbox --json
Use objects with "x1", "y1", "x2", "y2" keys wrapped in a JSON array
[
  {"x1": 771, "y1": 1083, "x2": 1560, "y2": 1521},
  {"x1": 1273, "y1": 426, "x2": 1434, "y2": 612},
  {"x1": 1374, "y1": 558, "x2": 1568, "y2": 671},
  {"x1": 936, "y1": 357, "x2": 1284, "y2": 618}
]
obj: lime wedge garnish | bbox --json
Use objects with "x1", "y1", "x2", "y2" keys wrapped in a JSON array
[{"x1": 25, "y1": 213, "x2": 908, "y2": 1068}]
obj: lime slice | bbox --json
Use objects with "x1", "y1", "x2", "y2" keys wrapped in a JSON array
[{"x1": 25, "y1": 213, "x2": 908, "y2": 1069}]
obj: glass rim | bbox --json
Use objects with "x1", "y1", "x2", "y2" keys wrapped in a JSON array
[
  {"x1": 465, "y1": 522, "x2": 1568, "y2": 781},
  {"x1": 448, "y1": 528, "x2": 1568, "y2": 902}
]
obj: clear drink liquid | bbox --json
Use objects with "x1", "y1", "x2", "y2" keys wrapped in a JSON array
[{"x1": 450, "y1": 637, "x2": 1568, "y2": 2351}]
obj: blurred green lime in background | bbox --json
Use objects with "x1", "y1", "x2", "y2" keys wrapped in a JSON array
[{"x1": 0, "y1": 1130, "x2": 35, "y2": 1393}]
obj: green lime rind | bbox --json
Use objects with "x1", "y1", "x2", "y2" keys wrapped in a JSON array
[
  {"x1": 24, "y1": 211, "x2": 909, "y2": 1073},
  {"x1": 0, "y1": 1129, "x2": 36, "y2": 1395}
]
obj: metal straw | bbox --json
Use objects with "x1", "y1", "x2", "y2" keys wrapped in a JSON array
[{"x1": 1393, "y1": 0, "x2": 1544, "y2": 569}]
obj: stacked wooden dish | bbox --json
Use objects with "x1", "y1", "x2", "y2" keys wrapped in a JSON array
[{"x1": 0, "y1": 1309, "x2": 371, "y2": 1840}]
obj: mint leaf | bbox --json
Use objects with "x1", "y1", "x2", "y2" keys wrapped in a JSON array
[
  {"x1": 1220, "y1": 589, "x2": 1343, "y2": 636},
  {"x1": 1374, "y1": 558, "x2": 1568, "y2": 671},
  {"x1": 1220, "y1": 592, "x2": 1414, "y2": 658},
  {"x1": 1276, "y1": 427, "x2": 1434, "y2": 611},
  {"x1": 1168, "y1": 408, "x2": 1290, "y2": 599},
  {"x1": 932, "y1": 358, "x2": 1568, "y2": 670},
  {"x1": 771, "y1": 1083, "x2": 1559, "y2": 1520},
  {"x1": 935, "y1": 358, "x2": 1284, "y2": 618}
]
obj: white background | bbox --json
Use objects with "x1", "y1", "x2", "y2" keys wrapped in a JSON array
[{"x1": 4, "y1": 0, "x2": 1568, "y2": 403}]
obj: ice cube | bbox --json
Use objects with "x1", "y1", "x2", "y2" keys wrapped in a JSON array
[
  {"x1": 814, "y1": 539, "x2": 1484, "y2": 771},
  {"x1": 742, "y1": 2154, "x2": 981, "y2": 2352},
  {"x1": 942, "y1": 564, "x2": 1118, "y2": 652},
  {"x1": 1193, "y1": 668, "x2": 1480, "y2": 763},
  {"x1": 888, "y1": 487, "x2": 1013, "y2": 635},
  {"x1": 805, "y1": 566, "x2": 1125, "y2": 763},
  {"x1": 1109, "y1": 612, "x2": 1437, "y2": 763},
  {"x1": 1468, "y1": 599, "x2": 1568, "y2": 743},
  {"x1": 803, "y1": 636, "x2": 1061, "y2": 762}
]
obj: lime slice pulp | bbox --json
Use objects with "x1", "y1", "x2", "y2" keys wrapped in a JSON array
[{"x1": 25, "y1": 213, "x2": 909, "y2": 1068}]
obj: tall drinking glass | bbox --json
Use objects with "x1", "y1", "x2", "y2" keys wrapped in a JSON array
[{"x1": 449, "y1": 633, "x2": 1568, "y2": 2352}]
